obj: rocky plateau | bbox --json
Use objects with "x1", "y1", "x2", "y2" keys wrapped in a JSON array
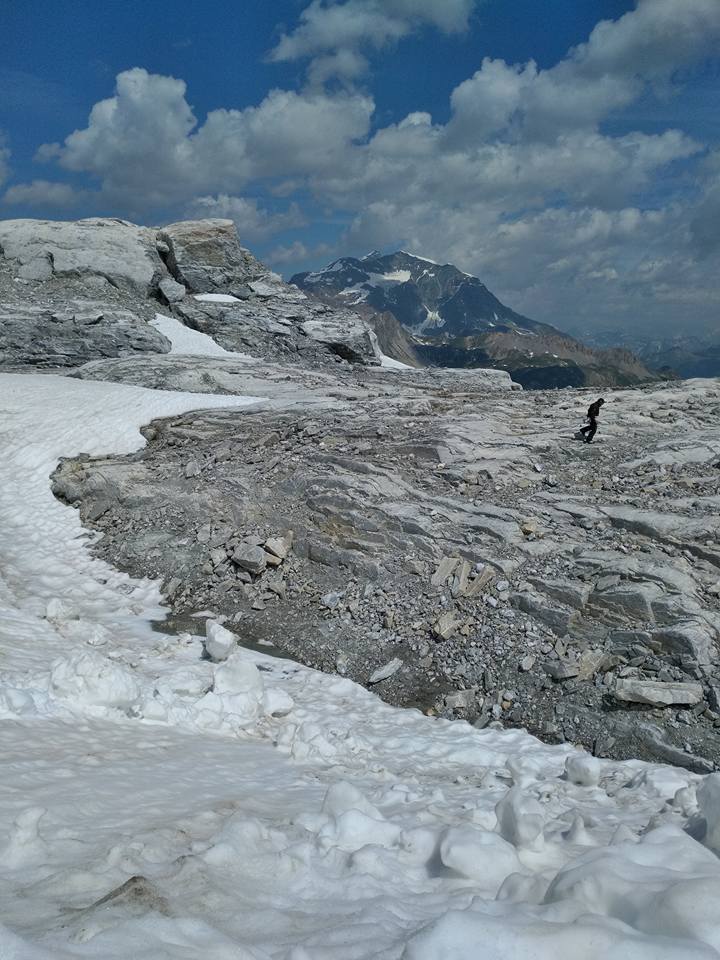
[{"x1": 3, "y1": 216, "x2": 720, "y2": 774}]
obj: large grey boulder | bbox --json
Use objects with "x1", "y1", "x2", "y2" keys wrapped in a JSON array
[
  {"x1": 0, "y1": 218, "x2": 162, "y2": 294},
  {"x1": 157, "y1": 219, "x2": 265, "y2": 293}
]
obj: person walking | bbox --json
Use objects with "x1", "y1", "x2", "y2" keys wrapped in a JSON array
[{"x1": 580, "y1": 397, "x2": 605, "y2": 443}]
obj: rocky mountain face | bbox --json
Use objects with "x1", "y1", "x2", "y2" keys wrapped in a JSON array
[
  {"x1": 292, "y1": 251, "x2": 662, "y2": 389},
  {"x1": 3, "y1": 216, "x2": 720, "y2": 773}
]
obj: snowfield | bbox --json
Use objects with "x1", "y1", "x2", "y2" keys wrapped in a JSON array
[{"x1": 2, "y1": 372, "x2": 720, "y2": 958}]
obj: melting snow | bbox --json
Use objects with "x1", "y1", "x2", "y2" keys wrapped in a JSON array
[
  {"x1": 193, "y1": 293, "x2": 240, "y2": 303},
  {"x1": 369, "y1": 330, "x2": 414, "y2": 370},
  {"x1": 151, "y1": 312, "x2": 255, "y2": 361},
  {"x1": 1, "y1": 374, "x2": 720, "y2": 957}
]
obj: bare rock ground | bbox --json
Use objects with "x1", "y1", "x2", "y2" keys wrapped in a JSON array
[
  {"x1": 3, "y1": 215, "x2": 720, "y2": 773},
  {"x1": 54, "y1": 363, "x2": 720, "y2": 773}
]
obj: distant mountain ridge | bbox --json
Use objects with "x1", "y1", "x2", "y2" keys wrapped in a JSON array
[
  {"x1": 292, "y1": 251, "x2": 663, "y2": 389},
  {"x1": 293, "y1": 250, "x2": 553, "y2": 339}
]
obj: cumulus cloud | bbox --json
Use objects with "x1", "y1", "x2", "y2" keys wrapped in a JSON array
[
  {"x1": 267, "y1": 239, "x2": 333, "y2": 264},
  {"x1": 313, "y1": 0, "x2": 720, "y2": 331},
  {"x1": 42, "y1": 68, "x2": 373, "y2": 208},
  {"x1": 185, "y1": 194, "x2": 306, "y2": 242},
  {"x1": 270, "y1": 0, "x2": 476, "y2": 79},
  {"x1": 447, "y1": 0, "x2": 720, "y2": 144},
  {"x1": 3, "y1": 179, "x2": 88, "y2": 208}
]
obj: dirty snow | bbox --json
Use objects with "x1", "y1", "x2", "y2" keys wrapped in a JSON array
[{"x1": 1, "y1": 373, "x2": 720, "y2": 958}]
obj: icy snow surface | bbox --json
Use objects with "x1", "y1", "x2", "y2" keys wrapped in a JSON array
[
  {"x1": 151, "y1": 312, "x2": 254, "y2": 360},
  {"x1": 1, "y1": 374, "x2": 720, "y2": 958},
  {"x1": 193, "y1": 293, "x2": 240, "y2": 304},
  {"x1": 369, "y1": 330, "x2": 414, "y2": 371}
]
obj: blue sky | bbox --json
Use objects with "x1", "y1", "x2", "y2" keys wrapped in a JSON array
[{"x1": 1, "y1": 0, "x2": 719, "y2": 337}]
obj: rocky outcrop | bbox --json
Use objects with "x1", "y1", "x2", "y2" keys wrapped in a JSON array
[
  {"x1": 157, "y1": 219, "x2": 265, "y2": 293},
  {"x1": 0, "y1": 218, "x2": 162, "y2": 294},
  {"x1": 0, "y1": 301, "x2": 169, "y2": 369},
  {"x1": 0, "y1": 217, "x2": 384, "y2": 368},
  {"x1": 5, "y1": 214, "x2": 720, "y2": 774}
]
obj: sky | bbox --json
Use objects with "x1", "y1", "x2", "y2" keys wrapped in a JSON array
[{"x1": 0, "y1": 0, "x2": 719, "y2": 339}]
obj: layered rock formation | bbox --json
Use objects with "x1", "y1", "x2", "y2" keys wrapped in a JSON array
[{"x1": 0, "y1": 217, "x2": 381, "y2": 368}]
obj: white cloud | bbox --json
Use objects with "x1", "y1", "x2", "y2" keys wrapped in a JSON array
[
  {"x1": 42, "y1": 68, "x2": 373, "y2": 208},
  {"x1": 3, "y1": 179, "x2": 87, "y2": 208},
  {"x1": 270, "y1": 0, "x2": 476, "y2": 79},
  {"x1": 185, "y1": 195, "x2": 306, "y2": 242},
  {"x1": 267, "y1": 239, "x2": 333, "y2": 266},
  {"x1": 447, "y1": 0, "x2": 720, "y2": 144}
]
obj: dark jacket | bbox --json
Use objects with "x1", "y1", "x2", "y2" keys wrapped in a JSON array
[{"x1": 587, "y1": 400, "x2": 602, "y2": 419}]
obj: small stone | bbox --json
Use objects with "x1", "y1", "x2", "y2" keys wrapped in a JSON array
[
  {"x1": 444, "y1": 689, "x2": 476, "y2": 711},
  {"x1": 184, "y1": 460, "x2": 201, "y2": 479},
  {"x1": 431, "y1": 556, "x2": 460, "y2": 587},
  {"x1": 368, "y1": 658, "x2": 403, "y2": 684},
  {"x1": 520, "y1": 655, "x2": 536, "y2": 672},
  {"x1": 320, "y1": 591, "x2": 344, "y2": 610},
  {"x1": 231, "y1": 544, "x2": 267, "y2": 574},
  {"x1": 265, "y1": 532, "x2": 294, "y2": 560},
  {"x1": 544, "y1": 660, "x2": 580, "y2": 681},
  {"x1": 158, "y1": 276, "x2": 186, "y2": 303},
  {"x1": 434, "y1": 611, "x2": 461, "y2": 640}
]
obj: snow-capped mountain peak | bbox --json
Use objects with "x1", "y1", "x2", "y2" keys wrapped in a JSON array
[{"x1": 292, "y1": 250, "x2": 548, "y2": 339}]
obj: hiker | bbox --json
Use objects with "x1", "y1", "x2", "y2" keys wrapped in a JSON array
[{"x1": 580, "y1": 397, "x2": 605, "y2": 443}]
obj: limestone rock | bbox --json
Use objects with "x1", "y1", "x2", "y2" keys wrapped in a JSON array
[
  {"x1": 513, "y1": 592, "x2": 577, "y2": 637},
  {"x1": 157, "y1": 219, "x2": 265, "y2": 293},
  {"x1": 231, "y1": 544, "x2": 267, "y2": 575},
  {"x1": 652, "y1": 621, "x2": 716, "y2": 667},
  {"x1": 368, "y1": 658, "x2": 403, "y2": 684},
  {"x1": 158, "y1": 276, "x2": 186, "y2": 304},
  {"x1": 264, "y1": 533, "x2": 294, "y2": 561},
  {"x1": 431, "y1": 556, "x2": 459, "y2": 587},
  {"x1": 434, "y1": 612, "x2": 461, "y2": 640},
  {"x1": 0, "y1": 217, "x2": 161, "y2": 294},
  {"x1": 614, "y1": 678, "x2": 703, "y2": 707},
  {"x1": 0, "y1": 302, "x2": 170, "y2": 369}
]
